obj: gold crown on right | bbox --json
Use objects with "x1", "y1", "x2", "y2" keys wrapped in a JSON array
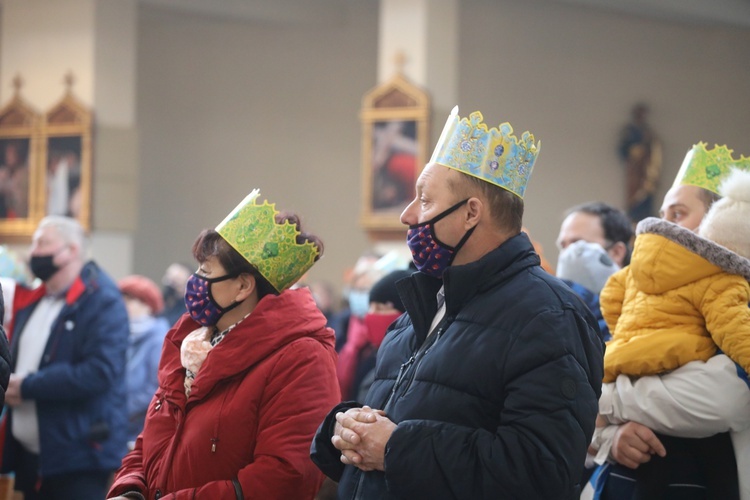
[
  {"x1": 430, "y1": 106, "x2": 540, "y2": 199},
  {"x1": 673, "y1": 142, "x2": 750, "y2": 194}
]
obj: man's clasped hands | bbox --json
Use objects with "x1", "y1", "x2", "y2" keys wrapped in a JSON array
[{"x1": 331, "y1": 406, "x2": 398, "y2": 472}]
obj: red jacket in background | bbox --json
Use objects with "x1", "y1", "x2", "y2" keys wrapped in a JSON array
[{"x1": 108, "y1": 287, "x2": 340, "y2": 499}]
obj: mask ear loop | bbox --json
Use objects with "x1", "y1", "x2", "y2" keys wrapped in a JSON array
[
  {"x1": 408, "y1": 198, "x2": 470, "y2": 231},
  {"x1": 446, "y1": 225, "x2": 477, "y2": 266},
  {"x1": 199, "y1": 273, "x2": 242, "y2": 316},
  {"x1": 413, "y1": 198, "x2": 471, "y2": 250}
]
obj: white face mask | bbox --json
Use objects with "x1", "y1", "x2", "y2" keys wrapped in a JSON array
[{"x1": 348, "y1": 290, "x2": 370, "y2": 318}]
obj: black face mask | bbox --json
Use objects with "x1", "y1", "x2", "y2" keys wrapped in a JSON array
[{"x1": 30, "y1": 254, "x2": 61, "y2": 282}]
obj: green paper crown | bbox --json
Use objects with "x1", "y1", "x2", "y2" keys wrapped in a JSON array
[
  {"x1": 430, "y1": 106, "x2": 540, "y2": 198},
  {"x1": 216, "y1": 189, "x2": 319, "y2": 292},
  {"x1": 673, "y1": 142, "x2": 750, "y2": 194}
]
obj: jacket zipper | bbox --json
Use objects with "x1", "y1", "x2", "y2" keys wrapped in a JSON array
[
  {"x1": 211, "y1": 390, "x2": 231, "y2": 453},
  {"x1": 383, "y1": 327, "x2": 443, "y2": 413},
  {"x1": 399, "y1": 328, "x2": 443, "y2": 397},
  {"x1": 354, "y1": 328, "x2": 444, "y2": 500}
]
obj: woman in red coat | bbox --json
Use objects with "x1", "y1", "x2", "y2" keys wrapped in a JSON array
[{"x1": 108, "y1": 190, "x2": 340, "y2": 500}]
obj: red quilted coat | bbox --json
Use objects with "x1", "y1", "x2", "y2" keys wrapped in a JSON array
[{"x1": 108, "y1": 288, "x2": 340, "y2": 499}]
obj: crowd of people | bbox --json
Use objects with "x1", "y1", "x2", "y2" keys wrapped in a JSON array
[{"x1": 0, "y1": 107, "x2": 746, "y2": 499}]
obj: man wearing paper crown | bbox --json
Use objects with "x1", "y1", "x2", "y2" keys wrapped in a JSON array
[
  {"x1": 579, "y1": 145, "x2": 750, "y2": 499},
  {"x1": 312, "y1": 108, "x2": 604, "y2": 499},
  {"x1": 109, "y1": 190, "x2": 340, "y2": 500},
  {"x1": 660, "y1": 142, "x2": 750, "y2": 231}
]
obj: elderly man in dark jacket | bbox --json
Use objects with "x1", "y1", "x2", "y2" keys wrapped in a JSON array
[
  {"x1": 311, "y1": 108, "x2": 604, "y2": 499},
  {"x1": 3, "y1": 216, "x2": 129, "y2": 500}
]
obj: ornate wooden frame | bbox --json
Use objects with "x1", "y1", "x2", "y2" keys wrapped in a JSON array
[
  {"x1": 0, "y1": 75, "x2": 93, "y2": 242},
  {"x1": 359, "y1": 71, "x2": 430, "y2": 231},
  {"x1": 0, "y1": 78, "x2": 44, "y2": 241},
  {"x1": 43, "y1": 75, "x2": 93, "y2": 231}
]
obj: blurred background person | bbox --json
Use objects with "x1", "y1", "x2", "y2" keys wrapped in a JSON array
[
  {"x1": 556, "y1": 240, "x2": 620, "y2": 341},
  {"x1": 557, "y1": 201, "x2": 634, "y2": 269},
  {"x1": 118, "y1": 274, "x2": 170, "y2": 447},
  {"x1": 335, "y1": 252, "x2": 408, "y2": 400},
  {"x1": 353, "y1": 268, "x2": 411, "y2": 402},
  {"x1": 329, "y1": 250, "x2": 383, "y2": 353},
  {"x1": 160, "y1": 261, "x2": 191, "y2": 327},
  {"x1": 3, "y1": 216, "x2": 129, "y2": 500}
]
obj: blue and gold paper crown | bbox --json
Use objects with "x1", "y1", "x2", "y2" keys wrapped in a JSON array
[
  {"x1": 430, "y1": 106, "x2": 540, "y2": 198},
  {"x1": 216, "y1": 189, "x2": 320, "y2": 293},
  {"x1": 673, "y1": 142, "x2": 750, "y2": 194}
]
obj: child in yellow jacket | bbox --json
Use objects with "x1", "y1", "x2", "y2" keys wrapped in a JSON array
[{"x1": 601, "y1": 168, "x2": 750, "y2": 383}]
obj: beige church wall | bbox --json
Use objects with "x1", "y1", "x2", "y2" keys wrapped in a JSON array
[
  {"x1": 0, "y1": 0, "x2": 137, "y2": 280},
  {"x1": 135, "y1": 0, "x2": 750, "y2": 294},
  {"x1": 459, "y1": 0, "x2": 750, "y2": 266},
  {"x1": 0, "y1": 0, "x2": 95, "y2": 108},
  {"x1": 135, "y1": 4, "x2": 380, "y2": 291}
]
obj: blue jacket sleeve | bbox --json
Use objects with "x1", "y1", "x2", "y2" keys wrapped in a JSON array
[{"x1": 21, "y1": 284, "x2": 129, "y2": 402}]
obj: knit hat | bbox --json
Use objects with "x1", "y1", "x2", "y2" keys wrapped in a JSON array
[
  {"x1": 556, "y1": 240, "x2": 620, "y2": 294},
  {"x1": 119, "y1": 275, "x2": 164, "y2": 314},
  {"x1": 699, "y1": 168, "x2": 750, "y2": 259},
  {"x1": 368, "y1": 269, "x2": 411, "y2": 312}
]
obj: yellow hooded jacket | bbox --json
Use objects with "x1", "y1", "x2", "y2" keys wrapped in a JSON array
[{"x1": 600, "y1": 218, "x2": 750, "y2": 383}]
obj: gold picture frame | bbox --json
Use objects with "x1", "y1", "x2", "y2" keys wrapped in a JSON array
[
  {"x1": 0, "y1": 75, "x2": 93, "y2": 242},
  {"x1": 359, "y1": 71, "x2": 430, "y2": 231},
  {"x1": 0, "y1": 79, "x2": 44, "y2": 241},
  {"x1": 42, "y1": 78, "x2": 93, "y2": 231}
]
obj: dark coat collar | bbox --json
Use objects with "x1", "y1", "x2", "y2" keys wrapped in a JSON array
[{"x1": 397, "y1": 232, "x2": 541, "y2": 341}]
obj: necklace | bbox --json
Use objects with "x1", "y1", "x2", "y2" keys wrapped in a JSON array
[{"x1": 210, "y1": 312, "x2": 251, "y2": 346}]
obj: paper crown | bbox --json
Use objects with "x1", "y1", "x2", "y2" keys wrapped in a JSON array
[
  {"x1": 673, "y1": 142, "x2": 750, "y2": 194},
  {"x1": 430, "y1": 106, "x2": 540, "y2": 198},
  {"x1": 215, "y1": 189, "x2": 320, "y2": 293}
]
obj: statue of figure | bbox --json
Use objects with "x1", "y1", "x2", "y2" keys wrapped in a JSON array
[{"x1": 618, "y1": 103, "x2": 662, "y2": 222}]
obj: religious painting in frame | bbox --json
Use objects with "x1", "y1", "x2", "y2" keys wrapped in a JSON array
[
  {"x1": 0, "y1": 79, "x2": 44, "y2": 241},
  {"x1": 42, "y1": 79, "x2": 93, "y2": 231},
  {"x1": 360, "y1": 72, "x2": 430, "y2": 231}
]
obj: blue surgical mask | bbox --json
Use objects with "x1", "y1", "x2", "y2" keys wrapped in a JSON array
[{"x1": 348, "y1": 290, "x2": 370, "y2": 318}]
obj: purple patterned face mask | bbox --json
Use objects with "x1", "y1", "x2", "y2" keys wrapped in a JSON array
[
  {"x1": 406, "y1": 199, "x2": 475, "y2": 278},
  {"x1": 184, "y1": 272, "x2": 240, "y2": 326}
]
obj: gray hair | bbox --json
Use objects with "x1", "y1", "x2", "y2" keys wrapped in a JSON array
[{"x1": 37, "y1": 216, "x2": 88, "y2": 258}]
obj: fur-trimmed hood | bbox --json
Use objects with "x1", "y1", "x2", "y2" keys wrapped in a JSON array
[{"x1": 629, "y1": 217, "x2": 750, "y2": 294}]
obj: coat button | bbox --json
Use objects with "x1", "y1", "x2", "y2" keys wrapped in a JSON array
[
  {"x1": 155, "y1": 490, "x2": 162, "y2": 499},
  {"x1": 560, "y1": 378, "x2": 577, "y2": 399}
]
